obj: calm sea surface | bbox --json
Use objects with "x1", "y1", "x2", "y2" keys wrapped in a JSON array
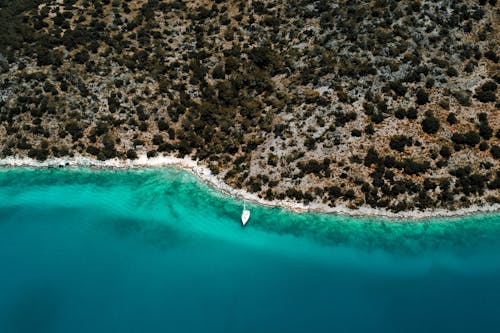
[{"x1": 0, "y1": 168, "x2": 499, "y2": 333}]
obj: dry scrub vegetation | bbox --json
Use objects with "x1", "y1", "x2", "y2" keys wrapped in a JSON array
[{"x1": 0, "y1": 0, "x2": 499, "y2": 212}]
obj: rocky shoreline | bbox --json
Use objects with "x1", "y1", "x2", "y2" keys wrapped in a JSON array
[{"x1": 1, "y1": 155, "x2": 498, "y2": 221}]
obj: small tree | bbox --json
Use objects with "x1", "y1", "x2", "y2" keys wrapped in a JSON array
[
  {"x1": 446, "y1": 113, "x2": 457, "y2": 125},
  {"x1": 126, "y1": 149, "x2": 138, "y2": 159},
  {"x1": 490, "y1": 145, "x2": 500, "y2": 159},
  {"x1": 389, "y1": 135, "x2": 412, "y2": 152},
  {"x1": 421, "y1": 115, "x2": 440, "y2": 134},
  {"x1": 416, "y1": 88, "x2": 429, "y2": 105}
]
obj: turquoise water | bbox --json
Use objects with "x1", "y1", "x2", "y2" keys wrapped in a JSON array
[{"x1": 0, "y1": 168, "x2": 499, "y2": 332}]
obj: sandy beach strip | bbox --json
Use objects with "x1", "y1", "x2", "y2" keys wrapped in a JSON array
[{"x1": 0, "y1": 155, "x2": 498, "y2": 220}]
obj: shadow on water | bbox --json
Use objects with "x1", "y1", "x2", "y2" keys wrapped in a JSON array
[
  {"x1": 4, "y1": 285, "x2": 62, "y2": 333},
  {"x1": 96, "y1": 215, "x2": 190, "y2": 251},
  {"x1": 256, "y1": 209, "x2": 500, "y2": 255},
  {"x1": 1, "y1": 167, "x2": 499, "y2": 256}
]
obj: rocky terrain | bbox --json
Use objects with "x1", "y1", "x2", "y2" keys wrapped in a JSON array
[{"x1": 0, "y1": 0, "x2": 499, "y2": 213}]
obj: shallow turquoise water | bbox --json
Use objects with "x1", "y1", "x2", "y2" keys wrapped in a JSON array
[{"x1": 0, "y1": 168, "x2": 499, "y2": 332}]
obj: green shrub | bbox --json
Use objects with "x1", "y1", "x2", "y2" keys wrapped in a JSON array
[
  {"x1": 364, "y1": 124, "x2": 375, "y2": 135},
  {"x1": 446, "y1": 113, "x2": 457, "y2": 125},
  {"x1": 152, "y1": 134, "x2": 164, "y2": 145},
  {"x1": 249, "y1": 46, "x2": 274, "y2": 68},
  {"x1": 440, "y1": 146, "x2": 451, "y2": 158},
  {"x1": 491, "y1": 145, "x2": 500, "y2": 159},
  {"x1": 402, "y1": 159, "x2": 429, "y2": 175},
  {"x1": 406, "y1": 107, "x2": 418, "y2": 120},
  {"x1": 389, "y1": 135, "x2": 412, "y2": 152},
  {"x1": 364, "y1": 148, "x2": 379, "y2": 167},
  {"x1": 157, "y1": 118, "x2": 169, "y2": 131},
  {"x1": 453, "y1": 90, "x2": 472, "y2": 106},
  {"x1": 421, "y1": 115, "x2": 440, "y2": 134},
  {"x1": 86, "y1": 146, "x2": 100, "y2": 156},
  {"x1": 485, "y1": 50, "x2": 499, "y2": 63},
  {"x1": 416, "y1": 88, "x2": 429, "y2": 105},
  {"x1": 126, "y1": 149, "x2": 138, "y2": 159},
  {"x1": 478, "y1": 122, "x2": 493, "y2": 139},
  {"x1": 351, "y1": 129, "x2": 362, "y2": 137},
  {"x1": 464, "y1": 131, "x2": 480, "y2": 146},
  {"x1": 474, "y1": 91, "x2": 496, "y2": 103},
  {"x1": 389, "y1": 81, "x2": 407, "y2": 97}
]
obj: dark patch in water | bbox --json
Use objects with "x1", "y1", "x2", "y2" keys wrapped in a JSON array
[
  {"x1": 5, "y1": 285, "x2": 62, "y2": 333},
  {"x1": 102, "y1": 217, "x2": 187, "y2": 250}
]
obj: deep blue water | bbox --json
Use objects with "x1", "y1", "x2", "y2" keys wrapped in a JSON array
[{"x1": 0, "y1": 168, "x2": 499, "y2": 332}]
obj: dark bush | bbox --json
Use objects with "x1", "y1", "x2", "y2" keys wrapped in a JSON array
[
  {"x1": 351, "y1": 129, "x2": 362, "y2": 137},
  {"x1": 416, "y1": 88, "x2": 429, "y2": 105},
  {"x1": 94, "y1": 122, "x2": 109, "y2": 136},
  {"x1": 102, "y1": 134, "x2": 117, "y2": 158},
  {"x1": 464, "y1": 131, "x2": 481, "y2": 146},
  {"x1": 394, "y1": 108, "x2": 406, "y2": 119},
  {"x1": 424, "y1": 179, "x2": 437, "y2": 191},
  {"x1": 152, "y1": 134, "x2": 164, "y2": 145},
  {"x1": 65, "y1": 121, "x2": 83, "y2": 141},
  {"x1": 406, "y1": 107, "x2": 418, "y2": 120},
  {"x1": 479, "y1": 142, "x2": 489, "y2": 151},
  {"x1": 383, "y1": 155, "x2": 397, "y2": 168},
  {"x1": 421, "y1": 115, "x2": 440, "y2": 134},
  {"x1": 478, "y1": 113, "x2": 488, "y2": 122},
  {"x1": 364, "y1": 124, "x2": 375, "y2": 135},
  {"x1": 267, "y1": 154, "x2": 278, "y2": 166},
  {"x1": 28, "y1": 148, "x2": 49, "y2": 161},
  {"x1": 157, "y1": 143, "x2": 174, "y2": 153},
  {"x1": 344, "y1": 189, "x2": 355, "y2": 200},
  {"x1": 446, "y1": 113, "x2": 457, "y2": 125},
  {"x1": 36, "y1": 49, "x2": 56, "y2": 66},
  {"x1": 440, "y1": 146, "x2": 451, "y2": 158},
  {"x1": 480, "y1": 81, "x2": 497, "y2": 92},
  {"x1": 491, "y1": 145, "x2": 500, "y2": 159},
  {"x1": 488, "y1": 175, "x2": 500, "y2": 190},
  {"x1": 370, "y1": 112, "x2": 384, "y2": 124},
  {"x1": 389, "y1": 135, "x2": 412, "y2": 152},
  {"x1": 157, "y1": 118, "x2": 169, "y2": 131},
  {"x1": 485, "y1": 50, "x2": 499, "y2": 63},
  {"x1": 451, "y1": 166, "x2": 471, "y2": 178},
  {"x1": 327, "y1": 186, "x2": 342, "y2": 199},
  {"x1": 364, "y1": 148, "x2": 379, "y2": 167},
  {"x1": 451, "y1": 131, "x2": 480, "y2": 147},
  {"x1": 389, "y1": 81, "x2": 407, "y2": 97},
  {"x1": 474, "y1": 90, "x2": 496, "y2": 103},
  {"x1": 335, "y1": 111, "x2": 357, "y2": 126},
  {"x1": 87, "y1": 145, "x2": 100, "y2": 156},
  {"x1": 451, "y1": 133, "x2": 467, "y2": 145},
  {"x1": 212, "y1": 64, "x2": 225, "y2": 79},
  {"x1": 298, "y1": 159, "x2": 330, "y2": 175},
  {"x1": 478, "y1": 122, "x2": 493, "y2": 139},
  {"x1": 249, "y1": 46, "x2": 274, "y2": 68},
  {"x1": 402, "y1": 159, "x2": 429, "y2": 175},
  {"x1": 73, "y1": 50, "x2": 90, "y2": 64},
  {"x1": 126, "y1": 149, "x2": 138, "y2": 159}
]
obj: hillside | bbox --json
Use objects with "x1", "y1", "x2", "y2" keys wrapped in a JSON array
[{"x1": 0, "y1": 0, "x2": 498, "y2": 212}]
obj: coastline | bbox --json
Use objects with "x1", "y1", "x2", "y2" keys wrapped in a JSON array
[{"x1": 0, "y1": 155, "x2": 498, "y2": 221}]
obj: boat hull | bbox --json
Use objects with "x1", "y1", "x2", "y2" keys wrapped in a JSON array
[{"x1": 241, "y1": 210, "x2": 250, "y2": 226}]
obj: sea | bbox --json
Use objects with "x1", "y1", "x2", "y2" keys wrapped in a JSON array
[{"x1": 0, "y1": 167, "x2": 499, "y2": 333}]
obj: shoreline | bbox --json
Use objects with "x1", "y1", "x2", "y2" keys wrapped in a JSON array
[{"x1": 0, "y1": 155, "x2": 498, "y2": 221}]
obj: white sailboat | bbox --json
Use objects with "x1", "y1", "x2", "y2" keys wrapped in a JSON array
[{"x1": 241, "y1": 204, "x2": 250, "y2": 226}]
